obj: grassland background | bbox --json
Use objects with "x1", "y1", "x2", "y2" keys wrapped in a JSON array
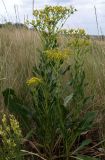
[{"x1": 0, "y1": 27, "x2": 41, "y2": 108}]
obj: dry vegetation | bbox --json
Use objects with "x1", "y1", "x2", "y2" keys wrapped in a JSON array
[{"x1": 0, "y1": 26, "x2": 41, "y2": 108}]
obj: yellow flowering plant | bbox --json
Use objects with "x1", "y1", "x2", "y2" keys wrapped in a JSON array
[
  {"x1": 0, "y1": 114, "x2": 23, "y2": 160},
  {"x1": 32, "y1": 6, "x2": 76, "y2": 32},
  {"x1": 25, "y1": 6, "x2": 77, "y2": 157},
  {"x1": 68, "y1": 29, "x2": 90, "y2": 44},
  {"x1": 24, "y1": 6, "x2": 96, "y2": 160},
  {"x1": 29, "y1": 5, "x2": 76, "y2": 49},
  {"x1": 59, "y1": 28, "x2": 91, "y2": 50}
]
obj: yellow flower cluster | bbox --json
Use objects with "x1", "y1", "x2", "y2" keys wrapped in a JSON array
[
  {"x1": 33, "y1": 6, "x2": 76, "y2": 17},
  {"x1": 59, "y1": 28, "x2": 91, "y2": 48},
  {"x1": 0, "y1": 114, "x2": 22, "y2": 139},
  {"x1": 69, "y1": 37, "x2": 91, "y2": 48},
  {"x1": 10, "y1": 115, "x2": 22, "y2": 137},
  {"x1": 0, "y1": 114, "x2": 22, "y2": 157},
  {"x1": 70, "y1": 29, "x2": 86, "y2": 35},
  {"x1": 32, "y1": 6, "x2": 76, "y2": 32},
  {"x1": 59, "y1": 28, "x2": 89, "y2": 37},
  {"x1": 45, "y1": 49, "x2": 70, "y2": 61},
  {"x1": 45, "y1": 5, "x2": 76, "y2": 15},
  {"x1": 26, "y1": 77, "x2": 42, "y2": 86}
]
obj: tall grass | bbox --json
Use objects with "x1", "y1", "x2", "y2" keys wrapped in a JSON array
[
  {"x1": 85, "y1": 40, "x2": 105, "y2": 107},
  {"x1": 0, "y1": 26, "x2": 41, "y2": 108}
]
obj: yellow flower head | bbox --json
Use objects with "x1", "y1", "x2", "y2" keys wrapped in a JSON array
[
  {"x1": 45, "y1": 49, "x2": 70, "y2": 61},
  {"x1": 26, "y1": 77, "x2": 42, "y2": 86}
]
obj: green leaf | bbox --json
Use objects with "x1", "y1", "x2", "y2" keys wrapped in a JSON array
[
  {"x1": 79, "y1": 112, "x2": 96, "y2": 132},
  {"x1": 2, "y1": 88, "x2": 33, "y2": 128},
  {"x1": 73, "y1": 139, "x2": 92, "y2": 154},
  {"x1": 64, "y1": 93, "x2": 74, "y2": 107}
]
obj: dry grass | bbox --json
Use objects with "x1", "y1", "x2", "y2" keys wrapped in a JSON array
[
  {"x1": 85, "y1": 40, "x2": 105, "y2": 106},
  {"x1": 0, "y1": 26, "x2": 41, "y2": 108}
]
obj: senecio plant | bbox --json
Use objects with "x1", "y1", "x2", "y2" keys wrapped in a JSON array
[
  {"x1": 2, "y1": 5, "x2": 97, "y2": 160},
  {"x1": 25, "y1": 6, "x2": 96, "y2": 160}
]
